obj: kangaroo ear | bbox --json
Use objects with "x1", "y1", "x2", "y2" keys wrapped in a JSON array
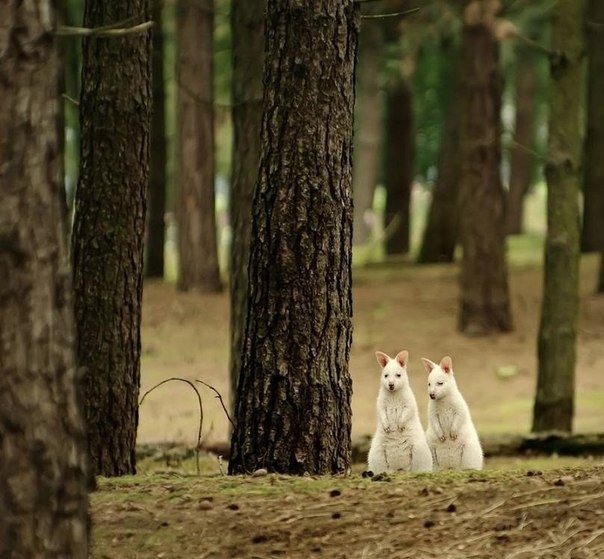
[
  {"x1": 395, "y1": 350, "x2": 409, "y2": 368},
  {"x1": 375, "y1": 351, "x2": 390, "y2": 368},
  {"x1": 440, "y1": 355, "x2": 453, "y2": 374},
  {"x1": 421, "y1": 358, "x2": 436, "y2": 374}
]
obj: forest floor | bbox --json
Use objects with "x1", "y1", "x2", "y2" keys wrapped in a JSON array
[
  {"x1": 90, "y1": 249, "x2": 604, "y2": 558},
  {"x1": 91, "y1": 460, "x2": 604, "y2": 558}
]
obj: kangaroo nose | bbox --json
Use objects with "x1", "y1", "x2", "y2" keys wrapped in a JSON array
[
  {"x1": 388, "y1": 382, "x2": 395, "y2": 391},
  {"x1": 429, "y1": 393, "x2": 436, "y2": 400}
]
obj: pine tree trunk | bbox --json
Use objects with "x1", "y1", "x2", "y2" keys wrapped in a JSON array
[
  {"x1": 458, "y1": 1, "x2": 512, "y2": 335},
  {"x1": 176, "y1": 0, "x2": 222, "y2": 292},
  {"x1": 72, "y1": 0, "x2": 152, "y2": 476},
  {"x1": 582, "y1": 0, "x2": 604, "y2": 253},
  {"x1": 532, "y1": 0, "x2": 583, "y2": 433},
  {"x1": 384, "y1": 74, "x2": 413, "y2": 256},
  {"x1": 507, "y1": 44, "x2": 537, "y2": 235},
  {"x1": 146, "y1": 0, "x2": 167, "y2": 278},
  {"x1": 352, "y1": 20, "x2": 384, "y2": 246},
  {"x1": 229, "y1": 0, "x2": 358, "y2": 475},
  {"x1": 417, "y1": 36, "x2": 461, "y2": 264},
  {"x1": 229, "y1": 0, "x2": 265, "y2": 413},
  {"x1": 0, "y1": 3, "x2": 89, "y2": 555}
]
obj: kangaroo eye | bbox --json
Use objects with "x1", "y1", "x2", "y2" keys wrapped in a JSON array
[
  {"x1": 437, "y1": 381, "x2": 444, "y2": 386},
  {"x1": 396, "y1": 373, "x2": 401, "y2": 378}
]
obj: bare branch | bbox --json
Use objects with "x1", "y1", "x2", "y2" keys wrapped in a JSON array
[
  {"x1": 195, "y1": 379, "x2": 235, "y2": 429},
  {"x1": 56, "y1": 21, "x2": 153, "y2": 38}
]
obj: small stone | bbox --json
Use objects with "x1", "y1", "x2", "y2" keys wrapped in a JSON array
[
  {"x1": 445, "y1": 503, "x2": 457, "y2": 513},
  {"x1": 329, "y1": 489, "x2": 341, "y2": 498},
  {"x1": 252, "y1": 468, "x2": 268, "y2": 477},
  {"x1": 424, "y1": 519, "x2": 435, "y2": 528},
  {"x1": 226, "y1": 503, "x2": 239, "y2": 511},
  {"x1": 198, "y1": 501, "x2": 213, "y2": 511}
]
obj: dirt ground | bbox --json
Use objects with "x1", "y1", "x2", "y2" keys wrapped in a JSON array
[
  {"x1": 138, "y1": 253, "x2": 604, "y2": 448},
  {"x1": 91, "y1": 461, "x2": 604, "y2": 558}
]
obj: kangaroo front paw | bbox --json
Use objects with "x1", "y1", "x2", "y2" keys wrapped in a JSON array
[
  {"x1": 450, "y1": 433, "x2": 458, "y2": 441},
  {"x1": 439, "y1": 435, "x2": 446, "y2": 442}
]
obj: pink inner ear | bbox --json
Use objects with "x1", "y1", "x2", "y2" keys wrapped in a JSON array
[
  {"x1": 395, "y1": 350, "x2": 409, "y2": 368},
  {"x1": 440, "y1": 356, "x2": 453, "y2": 374},
  {"x1": 375, "y1": 351, "x2": 390, "y2": 368},
  {"x1": 421, "y1": 358, "x2": 435, "y2": 374}
]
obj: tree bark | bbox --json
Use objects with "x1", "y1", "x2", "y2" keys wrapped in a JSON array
[
  {"x1": 507, "y1": 43, "x2": 537, "y2": 235},
  {"x1": 146, "y1": 0, "x2": 168, "y2": 278},
  {"x1": 0, "y1": 3, "x2": 89, "y2": 555},
  {"x1": 458, "y1": 1, "x2": 513, "y2": 335},
  {"x1": 72, "y1": 0, "x2": 152, "y2": 476},
  {"x1": 176, "y1": 0, "x2": 222, "y2": 292},
  {"x1": 599, "y1": 253, "x2": 604, "y2": 294},
  {"x1": 532, "y1": 0, "x2": 583, "y2": 433},
  {"x1": 582, "y1": 0, "x2": 604, "y2": 253},
  {"x1": 229, "y1": 0, "x2": 359, "y2": 475},
  {"x1": 417, "y1": 36, "x2": 461, "y2": 264},
  {"x1": 229, "y1": 0, "x2": 265, "y2": 414},
  {"x1": 384, "y1": 74, "x2": 413, "y2": 256},
  {"x1": 352, "y1": 20, "x2": 384, "y2": 246}
]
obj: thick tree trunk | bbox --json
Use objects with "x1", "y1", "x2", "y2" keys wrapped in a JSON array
[
  {"x1": 352, "y1": 20, "x2": 384, "y2": 246},
  {"x1": 176, "y1": 0, "x2": 221, "y2": 292},
  {"x1": 532, "y1": 0, "x2": 583, "y2": 433},
  {"x1": 582, "y1": 0, "x2": 604, "y2": 253},
  {"x1": 417, "y1": 36, "x2": 461, "y2": 264},
  {"x1": 458, "y1": 1, "x2": 513, "y2": 335},
  {"x1": 507, "y1": 44, "x2": 537, "y2": 235},
  {"x1": 229, "y1": 0, "x2": 265, "y2": 414},
  {"x1": 0, "y1": 3, "x2": 89, "y2": 555},
  {"x1": 229, "y1": 0, "x2": 358, "y2": 475},
  {"x1": 146, "y1": 0, "x2": 168, "y2": 278},
  {"x1": 599, "y1": 253, "x2": 604, "y2": 294},
  {"x1": 384, "y1": 75, "x2": 413, "y2": 256},
  {"x1": 72, "y1": 0, "x2": 152, "y2": 476}
]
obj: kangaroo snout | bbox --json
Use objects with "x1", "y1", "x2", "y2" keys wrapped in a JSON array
[
  {"x1": 429, "y1": 393, "x2": 436, "y2": 400},
  {"x1": 388, "y1": 382, "x2": 395, "y2": 391}
]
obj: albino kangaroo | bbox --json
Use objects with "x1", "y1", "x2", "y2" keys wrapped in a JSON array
[
  {"x1": 367, "y1": 350, "x2": 433, "y2": 474},
  {"x1": 422, "y1": 356, "x2": 483, "y2": 470}
]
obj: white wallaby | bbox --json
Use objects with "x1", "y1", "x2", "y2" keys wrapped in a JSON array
[
  {"x1": 422, "y1": 355, "x2": 483, "y2": 470},
  {"x1": 367, "y1": 350, "x2": 433, "y2": 474}
]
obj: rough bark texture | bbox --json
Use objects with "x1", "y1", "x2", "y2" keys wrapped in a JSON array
[
  {"x1": 0, "y1": 3, "x2": 89, "y2": 555},
  {"x1": 507, "y1": 44, "x2": 537, "y2": 235},
  {"x1": 417, "y1": 36, "x2": 461, "y2": 264},
  {"x1": 599, "y1": 253, "x2": 604, "y2": 294},
  {"x1": 146, "y1": 0, "x2": 167, "y2": 278},
  {"x1": 229, "y1": 0, "x2": 265, "y2": 413},
  {"x1": 582, "y1": 0, "x2": 604, "y2": 253},
  {"x1": 384, "y1": 75, "x2": 413, "y2": 256},
  {"x1": 229, "y1": 0, "x2": 358, "y2": 475},
  {"x1": 352, "y1": 19, "x2": 384, "y2": 246},
  {"x1": 458, "y1": 1, "x2": 513, "y2": 334},
  {"x1": 72, "y1": 0, "x2": 152, "y2": 476},
  {"x1": 532, "y1": 0, "x2": 583, "y2": 433},
  {"x1": 176, "y1": 0, "x2": 221, "y2": 292}
]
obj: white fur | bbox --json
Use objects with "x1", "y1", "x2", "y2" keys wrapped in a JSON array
[
  {"x1": 422, "y1": 356, "x2": 483, "y2": 470},
  {"x1": 367, "y1": 351, "x2": 433, "y2": 474}
]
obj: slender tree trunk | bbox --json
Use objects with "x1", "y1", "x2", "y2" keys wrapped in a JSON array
[
  {"x1": 532, "y1": 0, "x2": 584, "y2": 433},
  {"x1": 72, "y1": 0, "x2": 152, "y2": 476},
  {"x1": 146, "y1": 0, "x2": 168, "y2": 278},
  {"x1": 229, "y1": 0, "x2": 359, "y2": 475},
  {"x1": 384, "y1": 74, "x2": 413, "y2": 256},
  {"x1": 229, "y1": 0, "x2": 265, "y2": 414},
  {"x1": 417, "y1": 36, "x2": 461, "y2": 264},
  {"x1": 458, "y1": 1, "x2": 512, "y2": 335},
  {"x1": 176, "y1": 0, "x2": 221, "y2": 292},
  {"x1": 507, "y1": 44, "x2": 537, "y2": 235},
  {"x1": 582, "y1": 0, "x2": 604, "y2": 253},
  {"x1": 0, "y1": 3, "x2": 89, "y2": 555},
  {"x1": 352, "y1": 20, "x2": 384, "y2": 246}
]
